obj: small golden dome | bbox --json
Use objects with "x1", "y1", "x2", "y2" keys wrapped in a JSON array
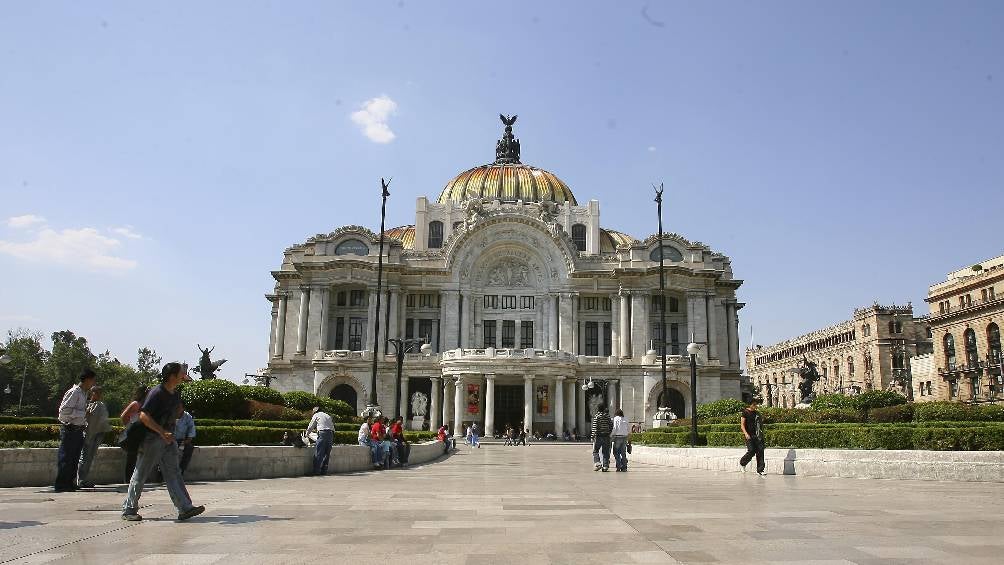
[{"x1": 437, "y1": 114, "x2": 577, "y2": 205}]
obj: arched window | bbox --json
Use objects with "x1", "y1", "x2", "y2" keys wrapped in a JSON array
[
  {"x1": 964, "y1": 328, "x2": 979, "y2": 366},
  {"x1": 944, "y1": 334, "x2": 956, "y2": 370},
  {"x1": 571, "y1": 224, "x2": 587, "y2": 252},
  {"x1": 427, "y1": 221, "x2": 443, "y2": 249},
  {"x1": 987, "y1": 323, "x2": 1002, "y2": 364},
  {"x1": 888, "y1": 321, "x2": 896, "y2": 334},
  {"x1": 847, "y1": 356, "x2": 854, "y2": 376},
  {"x1": 329, "y1": 384, "x2": 357, "y2": 413},
  {"x1": 863, "y1": 324, "x2": 871, "y2": 337},
  {"x1": 864, "y1": 352, "x2": 873, "y2": 372}
]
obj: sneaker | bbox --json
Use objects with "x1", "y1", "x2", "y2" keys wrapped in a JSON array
[
  {"x1": 594, "y1": 464, "x2": 601, "y2": 471},
  {"x1": 77, "y1": 481, "x2": 96, "y2": 489},
  {"x1": 740, "y1": 462, "x2": 747, "y2": 472},
  {"x1": 177, "y1": 505, "x2": 205, "y2": 521},
  {"x1": 601, "y1": 467, "x2": 609, "y2": 472},
  {"x1": 121, "y1": 513, "x2": 142, "y2": 522},
  {"x1": 757, "y1": 471, "x2": 767, "y2": 476}
]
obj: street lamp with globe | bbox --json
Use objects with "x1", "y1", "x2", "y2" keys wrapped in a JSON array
[
  {"x1": 0, "y1": 354, "x2": 27, "y2": 416},
  {"x1": 686, "y1": 341, "x2": 701, "y2": 447}
]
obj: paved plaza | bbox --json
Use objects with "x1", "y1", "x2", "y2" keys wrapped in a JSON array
[{"x1": 1, "y1": 444, "x2": 1002, "y2": 565}]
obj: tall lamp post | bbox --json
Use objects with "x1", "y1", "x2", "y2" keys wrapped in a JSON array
[
  {"x1": 0, "y1": 354, "x2": 26, "y2": 416},
  {"x1": 653, "y1": 183, "x2": 671, "y2": 423},
  {"x1": 388, "y1": 338, "x2": 432, "y2": 419},
  {"x1": 365, "y1": 178, "x2": 392, "y2": 418},
  {"x1": 686, "y1": 342, "x2": 701, "y2": 447}
]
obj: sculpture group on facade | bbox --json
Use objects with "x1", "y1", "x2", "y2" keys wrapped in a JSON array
[
  {"x1": 194, "y1": 345, "x2": 227, "y2": 380},
  {"x1": 796, "y1": 356, "x2": 821, "y2": 404}
]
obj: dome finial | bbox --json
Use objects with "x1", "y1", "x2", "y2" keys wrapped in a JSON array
[{"x1": 495, "y1": 114, "x2": 521, "y2": 164}]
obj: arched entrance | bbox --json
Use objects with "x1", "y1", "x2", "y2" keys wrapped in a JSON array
[
  {"x1": 329, "y1": 384, "x2": 357, "y2": 413},
  {"x1": 658, "y1": 389, "x2": 686, "y2": 419}
]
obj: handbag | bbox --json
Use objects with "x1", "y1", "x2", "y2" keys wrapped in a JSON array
[
  {"x1": 117, "y1": 421, "x2": 147, "y2": 451},
  {"x1": 626, "y1": 441, "x2": 632, "y2": 454}
]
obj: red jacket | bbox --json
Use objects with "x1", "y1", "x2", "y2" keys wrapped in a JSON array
[{"x1": 371, "y1": 421, "x2": 385, "y2": 441}]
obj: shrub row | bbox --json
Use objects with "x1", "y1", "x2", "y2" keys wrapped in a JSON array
[
  {"x1": 677, "y1": 402, "x2": 1004, "y2": 427},
  {"x1": 633, "y1": 431, "x2": 707, "y2": 446},
  {"x1": 650, "y1": 421, "x2": 1004, "y2": 434},
  {"x1": 703, "y1": 426, "x2": 1004, "y2": 450}
]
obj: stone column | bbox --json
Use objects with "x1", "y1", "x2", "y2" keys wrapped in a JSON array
[
  {"x1": 631, "y1": 292, "x2": 650, "y2": 359},
  {"x1": 571, "y1": 295, "x2": 579, "y2": 355},
  {"x1": 523, "y1": 374, "x2": 534, "y2": 433},
  {"x1": 609, "y1": 379, "x2": 619, "y2": 411},
  {"x1": 610, "y1": 293, "x2": 620, "y2": 358},
  {"x1": 317, "y1": 287, "x2": 331, "y2": 351},
  {"x1": 400, "y1": 375, "x2": 410, "y2": 423},
  {"x1": 619, "y1": 292, "x2": 631, "y2": 358},
  {"x1": 514, "y1": 319, "x2": 521, "y2": 349},
  {"x1": 564, "y1": 380, "x2": 576, "y2": 433},
  {"x1": 576, "y1": 379, "x2": 587, "y2": 435},
  {"x1": 440, "y1": 291, "x2": 458, "y2": 350},
  {"x1": 429, "y1": 377, "x2": 441, "y2": 431},
  {"x1": 484, "y1": 374, "x2": 496, "y2": 436},
  {"x1": 453, "y1": 375, "x2": 465, "y2": 435},
  {"x1": 273, "y1": 293, "x2": 288, "y2": 358},
  {"x1": 548, "y1": 295, "x2": 559, "y2": 350},
  {"x1": 686, "y1": 291, "x2": 708, "y2": 349},
  {"x1": 559, "y1": 294, "x2": 574, "y2": 352},
  {"x1": 727, "y1": 301, "x2": 741, "y2": 367},
  {"x1": 365, "y1": 290, "x2": 377, "y2": 352},
  {"x1": 706, "y1": 293, "x2": 719, "y2": 359},
  {"x1": 296, "y1": 286, "x2": 310, "y2": 355},
  {"x1": 460, "y1": 292, "x2": 472, "y2": 348},
  {"x1": 385, "y1": 289, "x2": 400, "y2": 356},
  {"x1": 553, "y1": 376, "x2": 565, "y2": 437}
]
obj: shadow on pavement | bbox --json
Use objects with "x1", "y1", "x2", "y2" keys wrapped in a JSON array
[
  {"x1": 0, "y1": 521, "x2": 44, "y2": 529},
  {"x1": 187, "y1": 515, "x2": 293, "y2": 525}
]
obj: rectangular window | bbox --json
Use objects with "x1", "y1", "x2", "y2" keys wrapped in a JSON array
[
  {"x1": 603, "y1": 322, "x2": 612, "y2": 356},
  {"x1": 418, "y1": 294, "x2": 439, "y2": 308},
  {"x1": 521, "y1": 296, "x2": 535, "y2": 309},
  {"x1": 348, "y1": 317, "x2": 365, "y2": 351},
  {"x1": 670, "y1": 323, "x2": 680, "y2": 355},
  {"x1": 483, "y1": 320, "x2": 497, "y2": 348},
  {"x1": 483, "y1": 295, "x2": 498, "y2": 309},
  {"x1": 651, "y1": 321, "x2": 665, "y2": 355},
  {"x1": 949, "y1": 379, "x2": 958, "y2": 398},
  {"x1": 982, "y1": 289, "x2": 989, "y2": 302},
  {"x1": 350, "y1": 290, "x2": 365, "y2": 307},
  {"x1": 405, "y1": 318, "x2": 415, "y2": 340},
  {"x1": 990, "y1": 287, "x2": 997, "y2": 300},
  {"x1": 336, "y1": 292, "x2": 347, "y2": 307},
  {"x1": 520, "y1": 321, "x2": 534, "y2": 349},
  {"x1": 584, "y1": 321, "x2": 599, "y2": 356},
  {"x1": 406, "y1": 294, "x2": 416, "y2": 308},
  {"x1": 501, "y1": 295, "x2": 517, "y2": 309},
  {"x1": 669, "y1": 297, "x2": 679, "y2": 313},
  {"x1": 418, "y1": 319, "x2": 434, "y2": 344},
  {"x1": 651, "y1": 295, "x2": 664, "y2": 313},
  {"x1": 501, "y1": 320, "x2": 515, "y2": 348},
  {"x1": 334, "y1": 317, "x2": 345, "y2": 349}
]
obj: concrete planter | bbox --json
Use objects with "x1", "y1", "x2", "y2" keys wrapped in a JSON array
[
  {"x1": 631, "y1": 445, "x2": 1004, "y2": 482},
  {"x1": 0, "y1": 441, "x2": 449, "y2": 488}
]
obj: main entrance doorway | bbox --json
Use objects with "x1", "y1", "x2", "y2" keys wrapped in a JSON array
[{"x1": 494, "y1": 384, "x2": 524, "y2": 433}]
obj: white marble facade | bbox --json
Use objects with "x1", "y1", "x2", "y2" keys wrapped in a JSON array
[{"x1": 266, "y1": 118, "x2": 744, "y2": 432}]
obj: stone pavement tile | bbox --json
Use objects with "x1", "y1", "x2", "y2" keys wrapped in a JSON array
[
  {"x1": 745, "y1": 528, "x2": 822, "y2": 540},
  {"x1": 664, "y1": 550, "x2": 718, "y2": 563},
  {"x1": 934, "y1": 535, "x2": 1004, "y2": 546},
  {"x1": 856, "y1": 546, "x2": 955, "y2": 559},
  {"x1": 629, "y1": 550, "x2": 681, "y2": 563}
]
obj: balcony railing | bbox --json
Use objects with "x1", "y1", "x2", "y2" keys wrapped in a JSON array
[{"x1": 440, "y1": 348, "x2": 578, "y2": 362}]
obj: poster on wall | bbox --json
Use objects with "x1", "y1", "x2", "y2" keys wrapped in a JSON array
[
  {"x1": 467, "y1": 384, "x2": 480, "y2": 414},
  {"x1": 536, "y1": 384, "x2": 549, "y2": 415}
]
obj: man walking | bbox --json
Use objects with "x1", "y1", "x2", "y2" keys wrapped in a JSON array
[
  {"x1": 174, "y1": 402, "x2": 196, "y2": 475},
  {"x1": 591, "y1": 405, "x2": 613, "y2": 472},
  {"x1": 306, "y1": 406, "x2": 334, "y2": 475},
  {"x1": 611, "y1": 408, "x2": 630, "y2": 472},
  {"x1": 77, "y1": 385, "x2": 111, "y2": 488},
  {"x1": 121, "y1": 362, "x2": 205, "y2": 522},
  {"x1": 55, "y1": 369, "x2": 96, "y2": 492},
  {"x1": 470, "y1": 422, "x2": 480, "y2": 448},
  {"x1": 740, "y1": 397, "x2": 767, "y2": 476}
]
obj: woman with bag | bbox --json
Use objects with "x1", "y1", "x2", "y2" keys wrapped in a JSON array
[
  {"x1": 119, "y1": 386, "x2": 149, "y2": 483},
  {"x1": 611, "y1": 408, "x2": 631, "y2": 472}
]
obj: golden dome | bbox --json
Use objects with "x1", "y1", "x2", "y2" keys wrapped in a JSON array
[
  {"x1": 438, "y1": 114, "x2": 578, "y2": 205},
  {"x1": 438, "y1": 163, "x2": 577, "y2": 205}
]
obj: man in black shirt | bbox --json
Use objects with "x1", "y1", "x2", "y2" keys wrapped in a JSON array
[
  {"x1": 591, "y1": 405, "x2": 613, "y2": 472},
  {"x1": 739, "y1": 397, "x2": 766, "y2": 476},
  {"x1": 121, "y1": 362, "x2": 205, "y2": 522}
]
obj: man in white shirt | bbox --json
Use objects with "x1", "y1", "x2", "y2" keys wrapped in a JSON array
[
  {"x1": 55, "y1": 369, "x2": 97, "y2": 492},
  {"x1": 306, "y1": 407, "x2": 335, "y2": 475},
  {"x1": 611, "y1": 408, "x2": 631, "y2": 472}
]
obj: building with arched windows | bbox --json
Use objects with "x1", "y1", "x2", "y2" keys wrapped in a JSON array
[
  {"x1": 923, "y1": 255, "x2": 1004, "y2": 403},
  {"x1": 745, "y1": 304, "x2": 932, "y2": 406},
  {"x1": 264, "y1": 116, "x2": 745, "y2": 433}
]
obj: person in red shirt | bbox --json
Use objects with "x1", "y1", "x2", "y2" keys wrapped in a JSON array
[
  {"x1": 370, "y1": 417, "x2": 385, "y2": 469},
  {"x1": 390, "y1": 417, "x2": 409, "y2": 467},
  {"x1": 437, "y1": 424, "x2": 455, "y2": 453}
]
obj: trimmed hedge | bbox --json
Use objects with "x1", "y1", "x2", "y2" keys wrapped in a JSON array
[
  {"x1": 868, "y1": 404, "x2": 915, "y2": 423},
  {"x1": 914, "y1": 402, "x2": 1004, "y2": 422},
  {"x1": 180, "y1": 380, "x2": 244, "y2": 419},
  {"x1": 700, "y1": 426, "x2": 1004, "y2": 450},
  {"x1": 0, "y1": 416, "x2": 58, "y2": 425},
  {"x1": 281, "y1": 392, "x2": 354, "y2": 422},
  {"x1": 696, "y1": 399, "x2": 746, "y2": 419},
  {"x1": 238, "y1": 385, "x2": 284, "y2": 406}
]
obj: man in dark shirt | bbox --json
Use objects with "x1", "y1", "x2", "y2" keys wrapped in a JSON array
[
  {"x1": 591, "y1": 405, "x2": 613, "y2": 472},
  {"x1": 739, "y1": 397, "x2": 767, "y2": 476},
  {"x1": 121, "y1": 362, "x2": 205, "y2": 522}
]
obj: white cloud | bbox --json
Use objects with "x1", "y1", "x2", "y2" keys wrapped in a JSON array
[
  {"x1": 7, "y1": 214, "x2": 46, "y2": 228},
  {"x1": 111, "y1": 226, "x2": 143, "y2": 240},
  {"x1": 647, "y1": 146, "x2": 657, "y2": 152},
  {"x1": 0, "y1": 226, "x2": 137, "y2": 272},
  {"x1": 350, "y1": 95, "x2": 398, "y2": 143}
]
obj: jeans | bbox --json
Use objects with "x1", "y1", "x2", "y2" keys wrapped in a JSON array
[
  {"x1": 178, "y1": 442, "x2": 194, "y2": 474},
  {"x1": 124, "y1": 446, "x2": 139, "y2": 484},
  {"x1": 471, "y1": 433, "x2": 479, "y2": 447},
  {"x1": 592, "y1": 434, "x2": 611, "y2": 469},
  {"x1": 122, "y1": 435, "x2": 193, "y2": 516},
  {"x1": 394, "y1": 440, "x2": 410, "y2": 464},
  {"x1": 77, "y1": 431, "x2": 105, "y2": 485},
  {"x1": 360, "y1": 438, "x2": 380, "y2": 464},
  {"x1": 740, "y1": 437, "x2": 765, "y2": 473},
  {"x1": 381, "y1": 440, "x2": 393, "y2": 469},
  {"x1": 314, "y1": 430, "x2": 333, "y2": 474},
  {"x1": 612, "y1": 436, "x2": 628, "y2": 471},
  {"x1": 55, "y1": 425, "x2": 85, "y2": 490}
]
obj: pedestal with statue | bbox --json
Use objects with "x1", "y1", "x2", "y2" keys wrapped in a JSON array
[{"x1": 409, "y1": 391, "x2": 428, "y2": 430}]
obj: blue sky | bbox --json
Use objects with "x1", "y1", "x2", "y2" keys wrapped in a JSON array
[{"x1": 1, "y1": 1, "x2": 1002, "y2": 379}]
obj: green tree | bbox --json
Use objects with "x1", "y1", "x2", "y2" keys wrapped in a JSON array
[
  {"x1": 45, "y1": 330, "x2": 96, "y2": 413},
  {"x1": 1, "y1": 329, "x2": 49, "y2": 416},
  {"x1": 136, "y1": 347, "x2": 162, "y2": 383},
  {"x1": 94, "y1": 350, "x2": 143, "y2": 415}
]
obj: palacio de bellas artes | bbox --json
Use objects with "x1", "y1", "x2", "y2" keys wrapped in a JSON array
[{"x1": 265, "y1": 116, "x2": 744, "y2": 434}]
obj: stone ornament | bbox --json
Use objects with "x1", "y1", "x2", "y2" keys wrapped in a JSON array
[{"x1": 411, "y1": 391, "x2": 428, "y2": 417}]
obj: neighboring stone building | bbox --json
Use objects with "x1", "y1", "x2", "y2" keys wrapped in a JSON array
[
  {"x1": 925, "y1": 255, "x2": 1004, "y2": 403},
  {"x1": 265, "y1": 116, "x2": 745, "y2": 433},
  {"x1": 746, "y1": 304, "x2": 932, "y2": 407}
]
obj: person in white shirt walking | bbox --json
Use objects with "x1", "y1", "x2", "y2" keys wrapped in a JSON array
[
  {"x1": 611, "y1": 408, "x2": 631, "y2": 472},
  {"x1": 306, "y1": 407, "x2": 335, "y2": 475},
  {"x1": 77, "y1": 385, "x2": 111, "y2": 488},
  {"x1": 55, "y1": 369, "x2": 97, "y2": 492}
]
